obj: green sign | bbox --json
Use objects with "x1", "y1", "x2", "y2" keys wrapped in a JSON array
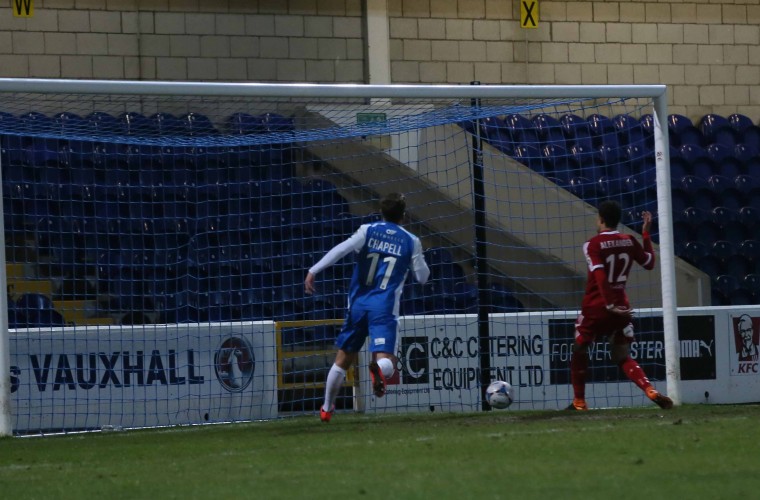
[{"x1": 356, "y1": 112, "x2": 387, "y2": 124}]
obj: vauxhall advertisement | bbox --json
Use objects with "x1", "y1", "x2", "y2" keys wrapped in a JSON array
[{"x1": 9, "y1": 323, "x2": 278, "y2": 433}]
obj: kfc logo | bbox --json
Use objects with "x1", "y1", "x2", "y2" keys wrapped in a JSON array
[{"x1": 731, "y1": 314, "x2": 760, "y2": 375}]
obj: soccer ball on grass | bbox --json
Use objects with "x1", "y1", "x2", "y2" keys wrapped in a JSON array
[{"x1": 485, "y1": 380, "x2": 514, "y2": 409}]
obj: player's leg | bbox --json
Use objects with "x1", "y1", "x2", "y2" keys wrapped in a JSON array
[
  {"x1": 610, "y1": 327, "x2": 673, "y2": 410},
  {"x1": 321, "y1": 311, "x2": 367, "y2": 421},
  {"x1": 567, "y1": 314, "x2": 593, "y2": 410},
  {"x1": 367, "y1": 311, "x2": 399, "y2": 398}
]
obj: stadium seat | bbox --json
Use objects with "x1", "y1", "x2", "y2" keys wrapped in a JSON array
[
  {"x1": 680, "y1": 144, "x2": 715, "y2": 179},
  {"x1": 728, "y1": 113, "x2": 755, "y2": 132},
  {"x1": 700, "y1": 114, "x2": 738, "y2": 147},
  {"x1": 532, "y1": 113, "x2": 566, "y2": 147},
  {"x1": 714, "y1": 274, "x2": 740, "y2": 297},
  {"x1": 569, "y1": 143, "x2": 605, "y2": 181},
  {"x1": 668, "y1": 114, "x2": 702, "y2": 147},
  {"x1": 587, "y1": 113, "x2": 615, "y2": 141},
  {"x1": 682, "y1": 241, "x2": 709, "y2": 264},
  {"x1": 119, "y1": 111, "x2": 154, "y2": 135},
  {"x1": 738, "y1": 240, "x2": 760, "y2": 264},
  {"x1": 680, "y1": 175, "x2": 715, "y2": 211},
  {"x1": 16, "y1": 293, "x2": 66, "y2": 327},
  {"x1": 735, "y1": 174, "x2": 760, "y2": 199},
  {"x1": 512, "y1": 144, "x2": 546, "y2": 173},
  {"x1": 729, "y1": 288, "x2": 755, "y2": 305},
  {"x1": 560, "y1": 114, "x2": 593, "y2": 149},
  {"x1": 150, "y1": 112, "x2": 183, "y2": 135},
  {"x1": 256, "y1": 112, "x2": 295, "y2": 133},
  {"x1": 742, "y1": 274, "x2": 760, "y2": 299},
  {"x1": 725, "y1": 255, "x2": 752, "y2": 282},
  {"x1": 696, "y1": 254, "x2": 725, "y2": 278},
  {"x1": 669, "y1": 145, "x2": 691, "y2": 179},
  {"x1": 480, "y1": 116, "x2": 513, "y2": 154},
  {"x1": 705, "y1": 143, "x2": 742, "y2": 179},
  {"x1": 613, "y1": 114, "x2": 646, "y2": 147},
  {"x1": 567, "y1": 176, "x2": 599, "y2": 202},
  {"x1": 504, "y1": 113, "x2": 539, "y2": 145},
  {"x1": 711, "y1": 240, "x2": 736, "y2": 263},
  {"x1": 543, "y1": 144, "x2": 579, "y2": 181},
  {"x1": 733, "y1": 143, "x2": 760, "y2": 174},
  {"x1": 639, "y1": 114, "x2": 656, "y2": 147},
  {"x1": 738, "y1": 206, "x2": 760, "y2": 232},
  {"x1": 180, "y1": 112, "x2": 218, "y2": 136}
]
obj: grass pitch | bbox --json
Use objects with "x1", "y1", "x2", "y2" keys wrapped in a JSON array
[{"x1": 2, "y1": 404, "x2": 759, "y2": 499}]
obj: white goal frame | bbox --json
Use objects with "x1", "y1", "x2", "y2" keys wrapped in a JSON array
[{"x1": 0, "y1": 79, "x2": 679, "y2": 436}]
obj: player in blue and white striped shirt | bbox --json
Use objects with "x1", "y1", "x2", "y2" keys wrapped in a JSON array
[{"x1": 304, "y1": 193, "x2": 430, "y2": 422}]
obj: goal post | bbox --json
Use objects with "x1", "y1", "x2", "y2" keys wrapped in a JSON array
[{"x1": 0, "y1": 79, "x2": 679, "y2": 435}]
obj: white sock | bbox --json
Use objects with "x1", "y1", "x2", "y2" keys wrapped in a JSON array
[
  {"x1": 323, "y1": 364, "x2": 346, "y2": 412},
  {"x1": 377, "y1": 357, "x2": 394, "y2": 378}
]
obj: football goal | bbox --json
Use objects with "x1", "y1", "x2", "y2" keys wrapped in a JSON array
[{"x1": 0, "y1": 80, "x2": 680, "y2": 435}]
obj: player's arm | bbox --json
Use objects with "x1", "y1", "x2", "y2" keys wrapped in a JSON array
[
  {"x1": 636, "y1": 210, "x2": 656, "y2": 270},
  {"x1": 305, "y1": 226, "x2": 367, "y2": 295},
  {"x1": 410, "y1": 238, "x2": 430, "y2": 285}
]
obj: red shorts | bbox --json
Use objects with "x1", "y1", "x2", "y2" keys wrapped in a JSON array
[{"x1": 574, "y1": 308, "x2": 634, "y2": 346}]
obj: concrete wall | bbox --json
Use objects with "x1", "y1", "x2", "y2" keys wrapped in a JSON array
[{"x1": 1, "y1": 1, "x2": 759, "y2": 120}]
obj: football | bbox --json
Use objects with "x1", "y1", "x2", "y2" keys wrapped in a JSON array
[{"x1": 485, "y1": 380, "x2": 514, "y2": 409}]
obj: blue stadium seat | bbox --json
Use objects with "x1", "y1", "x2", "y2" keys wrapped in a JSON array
[
  {"x1": 560, "y1": 114, "x2": 593, "y2": 149},
  {"x1": 504, "y1": 114, "x2": 539, "y2": 145},
  {"x1": 542, "y1": 144, "x2": 579, "y2": 181},
  {"x1": 118, "y1": 111, "x2": 154, "y2": 136},
  {"x1": 613, "y1": 114, "x2": 646, "y2": 147},
  {"x1": 568, "y1": 176, "x2": 599, "y2": 202},
  {"x1": 680, "y1": 175, "x2": 715, "y2": 211},
  {"x1": 180, "y1": 112, "x2": 218, "y2": 136},
  {"x1": 729, "y1": 113, "x2": 755, "y2": 132},
  {"x1": 256, "y1": 113, "x2": 295, "y2": 133},
  {"x1": 150, "y1": 112, "x2": 183, "y2": 135},
  {"x1": 733, "y1": 143, "x2": 760, "y2": 174},
  {"x1": 742, "y1": 274, "x2": 760, "y2": 299},
  {"x1": 671, "y1": 187, "x2": 692, "y2": 215},
  {"x1": 570, "y1": 143, "x2": 605, "y2": 181},
  {"x1": 706, "y1": 143, "x2": 742, "y2": 179},
  {"x1": 714, "y1": 274, "x2": 740, "y2": 297},
  {"x1": 668, "y1": 114, "x2": 702, "y2": 147},
  {"x1": 680, "y1": 144, "x2": 715, "y2": 179},
  {"x1": 512, "y1": 144, "x2": 546, "y2": 173},
  {"x1": 669, "y1": 145, "x2": 691, "y2": 179},
  {"x1": 587, "y1": 114, "x2": 615, "y2": 143},
  {"x1": 738, "y1": 206, "x2": 760, "y2": 232},
  {"x1": 225, "y1": 112, "x2": 259, "y2": 135},
  {"x1": 682, "y1": 241, "x2": 709, "y2": 264},
  {"x1": 700, "y1": 114, "x2": 738, "y2": 147},
  {"x1": 711, "y1": 240, "x2": 736, "y2": 264},
  {"x1": 735, "y1": 174, "x2": 760, "y2": 198},
  {"x1": 639, "y1": 114, "x2": 656, "y2": 147},
  {"x1": 480, "y1": 116, "x2": 513, "y2": 154},
  {"x1": 680, "y1": 206, "x2": 706, "y2": 230},
  {"x1": 15, "y1": 293, "x2": 66, "y2": 327},
  {"x1": 726, "y1": 255, "x2": 752, "y2": 282},
  {"x1": 738, "y1": 240, "x2": 760, "y2": 264},
  {"x1": 532, "y1": 114, "x2": 566, "y2": 147}
]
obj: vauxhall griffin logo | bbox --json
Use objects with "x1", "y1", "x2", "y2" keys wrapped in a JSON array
[{"x1": 214, "y1": 337, "x2": 255, "y2": 392}]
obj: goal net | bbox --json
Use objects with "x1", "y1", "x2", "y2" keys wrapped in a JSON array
[{"x1": 0, "y1": 81, "x2": 679, "y2": 435}]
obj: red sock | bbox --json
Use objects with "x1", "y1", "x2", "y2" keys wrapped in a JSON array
[
  {"x1": 620, "y1": 357, "x2": 651, "y2": 392},
  {"x1": 570, "y1": 351, "x2": 588, "y2": 400}
]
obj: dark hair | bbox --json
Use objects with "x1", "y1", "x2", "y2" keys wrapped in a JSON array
[
  {"x1": 380, "y1": 193, "x2": 406, "y2": 223},
  {"x1": 598, "y1": 200, "x2": 622, "y2": 228}
]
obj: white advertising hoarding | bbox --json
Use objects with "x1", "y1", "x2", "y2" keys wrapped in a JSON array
[{"x1": 10, "y1": 322, "x2": 278, "y2": 433}]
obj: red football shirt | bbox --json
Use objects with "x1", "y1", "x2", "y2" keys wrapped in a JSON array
[{"x1": 581, "y1": 230, "x2": 655, "y2": 313}]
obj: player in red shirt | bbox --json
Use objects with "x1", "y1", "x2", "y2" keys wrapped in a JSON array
[{"x1": 567, "y1": 200, "x2": 673, "y2": 411}]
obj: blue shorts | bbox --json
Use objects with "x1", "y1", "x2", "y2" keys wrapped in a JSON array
[{"x1": 335, "y1": 307, "x2": 398, "y2": 354}]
